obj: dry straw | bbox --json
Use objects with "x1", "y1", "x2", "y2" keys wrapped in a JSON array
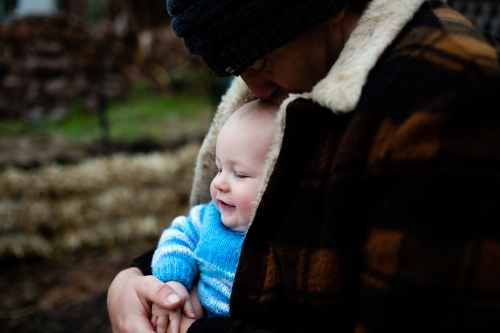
[{"x1": 0, "y1": 143, "x2": 200, "y2": 258}]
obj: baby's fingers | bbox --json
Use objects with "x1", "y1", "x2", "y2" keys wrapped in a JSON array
[
  {"x1": 168, "y1": 312, "x2": 182, "y2": 333},
  {"x1": 151, "y1": 314, "x2": 158, "y2": 331},
  {"x1": 156, "y1": 314, "x2": 169, "y2": 333},
  {"x1": 182, "y1": 300, "x2": 196, "y2": 319}
]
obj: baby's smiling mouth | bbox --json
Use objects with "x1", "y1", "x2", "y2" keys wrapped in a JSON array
[{"x1": 218, "y1": 199, "x2": 235, "y2": 209}]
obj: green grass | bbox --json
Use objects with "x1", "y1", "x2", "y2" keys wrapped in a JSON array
[
  {"x1": 107, "y1": 93, "x2": 214, "y2": 142},
  {"x1": 0, "y1": 91, "x2": 216, "y2": 146}
]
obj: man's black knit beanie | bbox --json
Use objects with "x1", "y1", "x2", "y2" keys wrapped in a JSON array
[{"x1": 166, "y1": 0, "x2": 351, "y2": 77}]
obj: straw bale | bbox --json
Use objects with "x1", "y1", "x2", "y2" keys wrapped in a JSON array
[
  {"x1": 103, "y1": 142, "x2": 199, "y2": 188},
  {"x1": 0, "y1": 185, "x2": 185, "y2": 232},
  {"x1": 0, "y1": 209, "x2": 188, "y2": 258},
  {"x1": 51, "y1": 198, "x2": 86, "y2": 228},
  {"x1": 0, "y1": 168, "x2": 39, "y2": 199},
  {"x1": 0, "y1": 233, "x2": 52, "y2": 258},
  {"x1": 58, "y1": 214, "x2": 168, "y2": 251},
  {"x1": 0, "y1": 143, "x2": 199, "y2": 259},
  {"x1": 52, "y1": 186, "x2": 182, "y2": 227},
  {"x1": 88, "y1": 186, "x2": 181, "y2": 219},
  {"x1": 0, "y1": 201, "x2": 16, "y2": 231},
  {"x1": 0, "y1": 142, "x2": 199, "y2": 199},
  {"x1": 0, "y1": 199, "x2": 52, "y2": 232},
  {"x1": 33, "y1": 160, "x2": 113, "y2": 197}
]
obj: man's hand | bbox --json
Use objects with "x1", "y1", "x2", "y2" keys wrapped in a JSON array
[{"x1": 107, "y1": 267, "x2": 184, "y2": 333}]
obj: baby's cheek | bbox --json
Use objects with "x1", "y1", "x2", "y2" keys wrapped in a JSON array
[
  {"x1": 209, "y1": 182, "x2": 218, "y2": 203},
  {"x1": 238, "y1": 187, "x2": 260, "y2": 217}
]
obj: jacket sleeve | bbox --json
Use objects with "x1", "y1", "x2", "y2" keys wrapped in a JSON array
[{"x1": 129, "y1": 248, "x2": 155, "y2": 275}]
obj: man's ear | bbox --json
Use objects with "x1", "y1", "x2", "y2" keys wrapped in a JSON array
[{"x1": 329, "y1": 8, "x2": 346, "y2": 22}]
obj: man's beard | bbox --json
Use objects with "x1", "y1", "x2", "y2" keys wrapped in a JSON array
[{"x1": 267, "y1": 89, "x2": 290, "y2": 106}]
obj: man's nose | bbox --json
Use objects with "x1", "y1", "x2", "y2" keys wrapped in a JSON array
[{"x1": 240, "y1": 69, "x2": 279, "y2": 101}]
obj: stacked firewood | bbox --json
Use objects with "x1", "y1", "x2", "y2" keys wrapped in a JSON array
[
  {"x1": 0, "y1": 142, "x2": 200, "y2": 258},
  {"x1": 0, "y1": 15, "x2": 131, "y2": 120}
]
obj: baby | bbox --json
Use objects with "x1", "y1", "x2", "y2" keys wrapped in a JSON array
[{"x1": 151, "y1": 100, "x2": 279, "y2": 333}]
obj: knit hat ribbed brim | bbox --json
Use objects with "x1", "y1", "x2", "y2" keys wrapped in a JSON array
[{"x1": 166, "y1": 0, "x2": 350, "y2": 77}]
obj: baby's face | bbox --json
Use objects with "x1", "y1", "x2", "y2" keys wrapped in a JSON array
[{"x1": 210, "y1": 103, "x2": 276, "y2": 232}]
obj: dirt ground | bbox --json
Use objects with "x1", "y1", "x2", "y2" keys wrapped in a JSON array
[{"x1": 0, "y1": 240, "x2": 156, "y2": 333}]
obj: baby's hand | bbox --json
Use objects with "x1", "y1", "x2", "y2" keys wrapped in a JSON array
[
  {"x1": 151, "y1": 302, "x2": 180, "y2": 333},
  {"x1": 150, "y1": 281, "x2": 196, "y2": 333}
]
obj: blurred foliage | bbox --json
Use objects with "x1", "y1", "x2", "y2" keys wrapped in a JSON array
[
  {"x1": 0, "y1": 80, "x2": 217, "y2": 145},
  {"x1": 107, "y1": 82, "x2": 216, "y2": 144},
  {"x1": 0, "y1": 0, "x2": 231, "y2": 155}
]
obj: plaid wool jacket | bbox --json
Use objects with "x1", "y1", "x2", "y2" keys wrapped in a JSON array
[{"x1": 132, "y1": 0, "x2": 500, "y2": 332}]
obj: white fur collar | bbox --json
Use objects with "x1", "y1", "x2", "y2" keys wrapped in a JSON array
[
  {"x1": 290, "y1": 0, "x2": 426, "y2": 113},
  {"x1": 189, "y1": 0, "x2": 426, "y2": 211}
]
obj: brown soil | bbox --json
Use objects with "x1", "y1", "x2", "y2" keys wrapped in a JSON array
[{"x1": 0, "y1": 241, "x2": 156, "y2": 333}]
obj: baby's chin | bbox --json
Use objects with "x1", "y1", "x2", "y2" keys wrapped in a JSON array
[{"x1": 221, "y1": 216, "x2": 249, "y2": 233}]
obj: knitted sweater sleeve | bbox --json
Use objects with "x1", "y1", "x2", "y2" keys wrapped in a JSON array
[{"x1": 151, "y1": 203, "x2": 205, "y2": 290}]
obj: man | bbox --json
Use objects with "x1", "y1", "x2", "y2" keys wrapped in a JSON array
[{"x1": 108, "y1": 0, "x2": 500, "y2": 332}]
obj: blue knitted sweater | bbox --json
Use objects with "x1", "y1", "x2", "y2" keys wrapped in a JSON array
[{"x1": 151, "y1": 200, "x2": 245, "y2": 317}]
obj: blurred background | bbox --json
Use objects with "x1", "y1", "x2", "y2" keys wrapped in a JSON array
[{"x1": 0, "y1": 0, "x2": 498, "y2": 332}]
